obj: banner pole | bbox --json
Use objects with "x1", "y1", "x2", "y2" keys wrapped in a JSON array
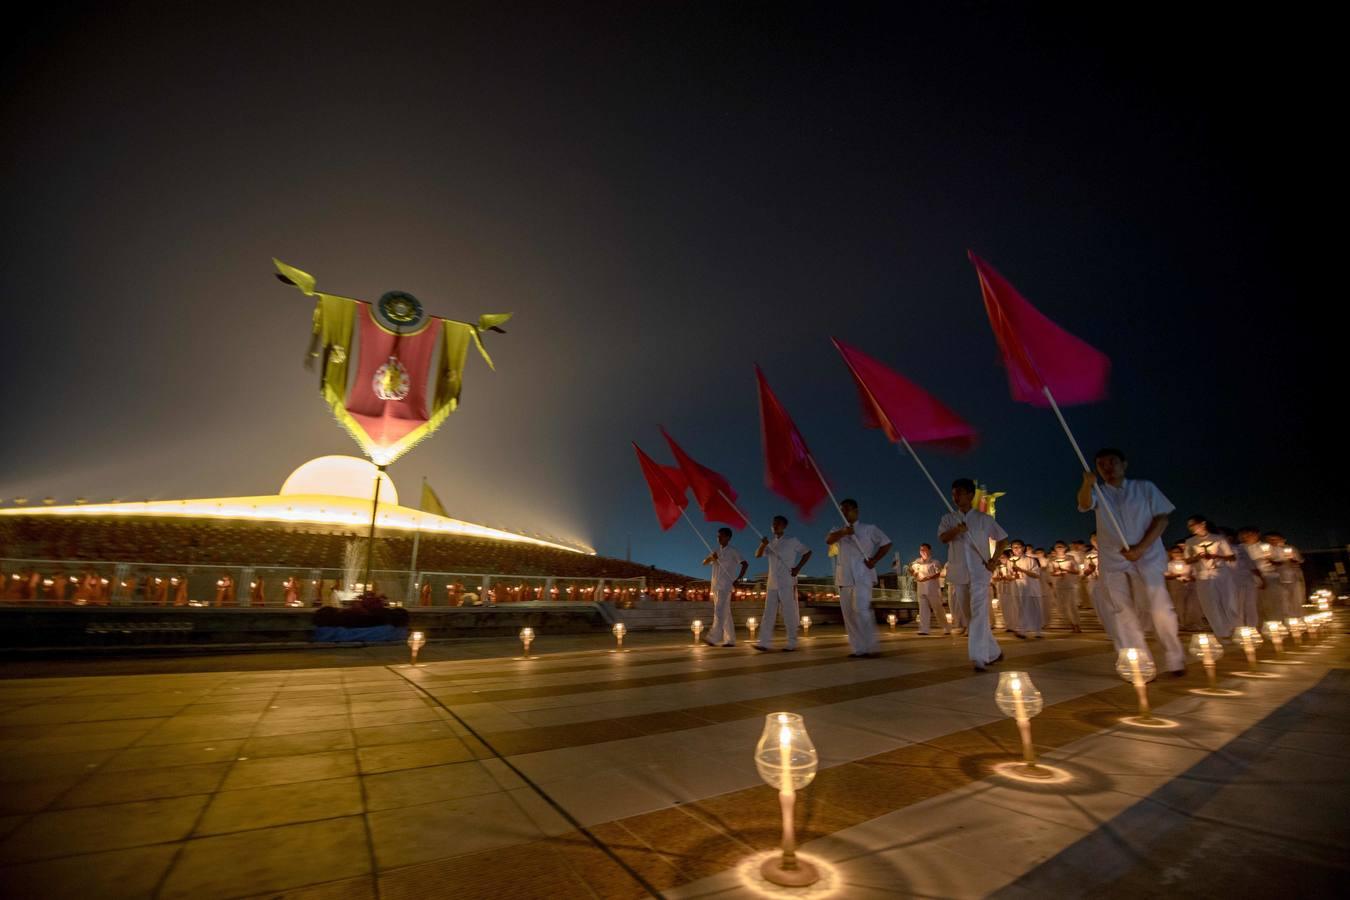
[
  {"x1": 363, "y1": 467, "x2": 384, "y2": 590},
  {"x1": 1041, "y1": 386, "x2": 1133, "y2": 554}
]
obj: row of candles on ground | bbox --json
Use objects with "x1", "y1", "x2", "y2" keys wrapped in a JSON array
[
  {"x1": 402, "y1": 612, "x2": 1328, "y2": 669},
  {"x1": 403, "y1": 610, "x2": 1336, "y2": 888}
]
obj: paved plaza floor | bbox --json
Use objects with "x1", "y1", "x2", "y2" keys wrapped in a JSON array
[{"x1": 0, "y1": 618, "x2": 1345, "y2": 899}]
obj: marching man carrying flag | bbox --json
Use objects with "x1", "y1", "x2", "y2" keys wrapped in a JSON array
[
  {"x1": 753, "y1": 516, "x2": 812, "y2": 651},
  {"x1": 702, "y1": 528, "x2": 747, "y2": 647},
  {"x1": 826, "y1": 499, "x2": 891, "y2": 658},
  {"x1": 939, "y1": 478, "x2": 1009, "y2": 670},
  {"x1": 970, "y1": 251, "x2": 1184, "y2": 676}
]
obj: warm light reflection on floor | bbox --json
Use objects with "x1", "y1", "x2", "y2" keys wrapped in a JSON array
[
  {"x1": 734, "y1": 851, "x2": 842, "y2": 898},
  {"x1": 1265, "y1": 659, "x2": 1306, "y2": 665},
  {"x1": 1232, "y1": 671, "x2": 1278, "y2": 679},
  {"x1": 990, "y1": 761, "x2": 1074, "y2": 784},
  {"x1": 1119, "y1": 715, "x2": 1181, "y2": 729},
  {"x1": 1190, "y1": 687, "x2": 1242, "y2": 697}
]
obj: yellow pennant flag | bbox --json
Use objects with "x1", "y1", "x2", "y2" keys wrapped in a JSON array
[{"x1": 420, "y1": 479, "x2": 448, "y2": 518}]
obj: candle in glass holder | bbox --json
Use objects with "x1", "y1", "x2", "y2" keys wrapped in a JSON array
[
  {"x1": 1235, "y1": 625, "x2": 1262, "y2": 668},
  {"x1": 1263, "y1": 620, "x2": 1286, "y2": 654},
  {"x1": 1188, "y1": 633, "x2": 1224, "y2": 689},
  {"x1": 753, "y1": 713, "x2": 819, "y2": 886},
  {"x1": 407, "y1": 630, "x2": 426, "y2": 665},
  {"x1": 1286, "y1": 617, "x2": 1306, "y2": 646},
  {"x1": 994, "y1": 672, "x2": 1046, "y2": 774},
  {"x1": 611, "y1": 622, "x2": 626, "y2": 649},
  {"x1": 1115, "y1": 648, "x2": 1157, "y2": 720},
  {"x1": 691, "y1": 619, "x2": 703, "y2": 644},
  {"x1": 519, "y1": 627, "x2": 535, "y2": 657},
  {"x1": 886, "y1": 613, "x2": 898, "y2": 631},
  {"x1": 800, "y1": 615, "x2": 812, "y2": 636},
  {"x1": 747, "y1": 616, "x2": 758, "y2": 637}
]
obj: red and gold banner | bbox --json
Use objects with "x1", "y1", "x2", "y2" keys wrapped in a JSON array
[{"x1": 274, "y1": 259, "x2": 511, "y2": 465}]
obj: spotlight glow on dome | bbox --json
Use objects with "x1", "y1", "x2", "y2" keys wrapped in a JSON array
[{"x1": 279, "y1": 455, "x2": 399, "y2": 505}]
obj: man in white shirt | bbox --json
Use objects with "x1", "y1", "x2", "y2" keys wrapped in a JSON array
[
  {"x1": 825, "y1": 498, "x2": 891, "y2": 658},
  {"x1": 1183, "y1": 515, "x2": 1238, "y2": 639},
  {"x1": 910, "y1": 543, "x2": 947, "y2": 635},
  {"x1": 939, "y1": 478, "x2": 1008, "y2": 671},
  {"x1": 753, "y1": 515, "x2": 812, "y2": 652},
  {"x1": 1076, "y1": 447, "x2": 1185, "y2": 675},
  {"x1": 702, "y1": 528, "x2": 747, "y2": 647}
]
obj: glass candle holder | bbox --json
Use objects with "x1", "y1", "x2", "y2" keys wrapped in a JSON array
[
  {"x1": 994, "y1": 672, "x2": 1044, "y2": 772},
  {"x1": 1114, "y1": 647, "x2": 1157, "y2": 718},
  {"x1": 753, "y1": 712, "x2": 819, "y2": 887},
  {"x1": 407, "y1": 630, "x2": 426, "y2": 665},
  {"x1": 1188, "y1": 633, "x2": 1223, "y2": 688},
  {"x1": 519, "y1": 627, "x2": 535, "y2": 657}
]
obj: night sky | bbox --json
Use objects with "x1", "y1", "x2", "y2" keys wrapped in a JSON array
[{"x1": 3, "y1": 3, "x2": 1341, "y2": 576}]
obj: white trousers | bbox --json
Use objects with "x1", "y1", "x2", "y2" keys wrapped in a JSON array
[
  {"x1": 917, "y1": 580, "x2": 946, "y2": 633},
  {"x1": 1195, "y1": 578, "x2": 1237, "y2": 638},
  {"x1": 1052, "y1": 579, "x2": 1081, "y2": 626},
  {"x1": 1232, "y1": 573, "x2": 1260, "y2": 628},
  {"x1": 952, "y1": 581, "x2": 1000, "y2": 665},
  {"x1": 709, "y1": 588, "x2": 735, "y2": 645},
  {"x1": 758, "y1": 583, "x2": 799, "y2": 649},
  {"x1": 1098, "y1": 568, "x2": 1185, "y2": 671},
  {"x1": 1001, "y1": 581, "x2": 1022, "y2": 632},
  {"x1": 1279, "y1": 580, "x2": 1302, "y2": 618},
  {"x1": 1019, "y1": 587, "x2": 1043, "y2": 635},
  {"x1": 839, "y1": 583, "x2": 881, "y2": 654},
  {"x1": 949, "y1": 584, "x2": 970, "y2": 629},
  {"x1": 1091, "y1": 578, "x2": 1122, "y2": 646}
]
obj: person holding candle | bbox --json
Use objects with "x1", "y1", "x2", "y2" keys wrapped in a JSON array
[
  {"x1": 1085, "y1": 532, "x2": 1121, "y2": 645},
  {"x1": 1070, "y1": 539, "x2": 1093, "y2": 610},
  {"x1": 910, "y1": 543, "x2": 948, "y2": 635},
  {"x1": 1222, "y1": 526, "x2": 1262, "y2": 628},
  {"x1": 1265, "y1": 533, "x2": 1305, "y2": 617},
  {"x1": 1184, "y1": 515, "x2": 1238, "y2": 638},
  {"x1": 826, "y1": 498, "x2": 891, "y2": 658},
  {"x1": 1238, "y1": 528, "x2": 1281, "y2": 621},
  {"x1": 1049, "y1": 541, "x2": 1083, "y2": 632},
  {"x1": 1076, "y1": 447, "x2": 1185, "y2": 676},
  {"x1": 753, "y1": 515, "x2": 812, "y2": 652},
  {"x1": 939, "y1": 478, "x2": 1009, "y2": 670},
  {"x1": 1165, "y1": 545, "x2": 1202, "y2": 630},
  {"x1": 993, "y1": 549, "x2": 1019, "y2": 634},
  {"x1": 702, "y1": 527, "x2": 747, "y2": 647},
  {"x1": 1030, "y1": 548, "x2": 1054, "y2": 626},
  {"x1": 1010, "y1": 540, "x2": 1042, "y2": 638}
]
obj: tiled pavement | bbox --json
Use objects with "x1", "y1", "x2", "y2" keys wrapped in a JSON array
[{"x1": 0, "y1": 618, "x2": 1345, "y2": 899}]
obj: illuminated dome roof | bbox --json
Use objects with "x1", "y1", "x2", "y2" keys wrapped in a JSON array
[{"x1": 279, "y1": 456, "x2": 399, "y2": 505}]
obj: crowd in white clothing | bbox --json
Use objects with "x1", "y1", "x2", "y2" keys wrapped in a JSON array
[{"x1": 701, "y1": 447, "x2": 1310, "y2": 679}]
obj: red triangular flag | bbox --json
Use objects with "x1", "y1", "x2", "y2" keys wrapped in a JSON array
[
  {"x1": 633, "y1": 442, "x2": 689, "y2": 531},
  {"x1": 755, "y1": 366, "x2": 828, "y2": 519},
  {"x1": 968, "y1": 251, "x2": 1110, "y2": 407},
  {"x1": 660, "y1": 428, "x2": 747, "y2": 529},
  {"x1": 831, "y1": 339, "x2": 977, "y2": 453}
]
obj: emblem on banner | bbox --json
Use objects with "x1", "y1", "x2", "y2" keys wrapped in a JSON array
[
  {"x1": 373, "y1": 356, "x2": 411, "y2": 401},
  {"x1": 374, "y1": 291, "x2": 427, "y2": 333}
]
